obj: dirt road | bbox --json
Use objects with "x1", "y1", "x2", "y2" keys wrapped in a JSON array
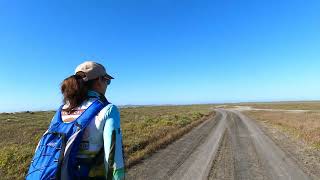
[{"x1": 127, "y1": 109, "x2": 317, "y2": 180}]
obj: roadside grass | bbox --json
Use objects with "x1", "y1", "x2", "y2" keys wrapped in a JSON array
[
  {"x1": 0, "y1": 105, "x2": 214, "y2": 179},
  {"x1": 239, "y1": 101, "x2": 320, "y2": 110},
  {"x1": 0, "y1": 111, "x2": 54, "y2": 179},
  {"x1": 120, "y1": 105, "x2": 215, "y2": 168},
  {"x1": 244, "y1": 110, "x2": 320, "y2": 150}
]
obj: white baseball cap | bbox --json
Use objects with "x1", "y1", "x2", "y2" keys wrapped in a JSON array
[{"x1": 75, "y1": 61, "x2": 114, "y2": 81}]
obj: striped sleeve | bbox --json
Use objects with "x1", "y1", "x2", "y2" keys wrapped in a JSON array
[{"x1": 103, "y1": 104, "x2": 125, "y2": 180}]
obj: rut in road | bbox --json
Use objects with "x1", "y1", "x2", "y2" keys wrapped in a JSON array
[
  {"x1": 127, "y1": 109, "x2": 314, "y2": 180},
  {"x1": 208, "y1": 110, "x2": 311, "y2": 180},
  {"x1": 209, "y1": 111, "x2": 268, "y2": 180},
  {"x1": 127, "y1": 110, "x2": 227, "y2": 180}
]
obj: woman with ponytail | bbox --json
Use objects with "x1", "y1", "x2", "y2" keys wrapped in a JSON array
[{"x1": 59, "y1": 61, "x2": 125, "y2": 179}]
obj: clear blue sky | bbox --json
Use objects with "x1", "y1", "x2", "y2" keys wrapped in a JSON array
[{"x1": 0, "y1": 0, "x2": 320, "y2": 112}]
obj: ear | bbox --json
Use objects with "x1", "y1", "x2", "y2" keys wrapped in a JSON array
[{"x1": 91, "y1": 79, "x2": 101, "y2": 90}]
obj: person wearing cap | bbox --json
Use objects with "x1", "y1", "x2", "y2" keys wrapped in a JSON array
[{"x1": 60, "y1": 61, "x2": 125, "y2": 179}]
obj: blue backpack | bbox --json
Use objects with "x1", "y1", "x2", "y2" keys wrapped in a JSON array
[{"x1": 26, "y1": 99, "x2": 108, "y2": 180}]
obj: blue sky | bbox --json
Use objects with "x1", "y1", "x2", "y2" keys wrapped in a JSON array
[{"x1": 0, "y1": 0, "x2": 320, "y2": 112}]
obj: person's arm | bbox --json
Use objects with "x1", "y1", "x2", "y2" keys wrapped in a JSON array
[{"x1": 103, "y1": 104, "x2": 125, "y2": 180}]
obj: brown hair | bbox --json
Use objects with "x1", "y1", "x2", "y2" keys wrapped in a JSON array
[{"x1": 60, "y1": 74, "x2": 95, "y2": 113}]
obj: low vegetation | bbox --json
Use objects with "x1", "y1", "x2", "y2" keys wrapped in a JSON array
[
  {"x1": 0, "y1": 105, "x2": 214, "y2": 179},
  {"x1": 120, "y1": 105, "x2": 215, "y2": 168},
  {"x1": 240, "y1": 101, "x2": 320, "y2": 110},
  {"x1": 244, "y1": 110, "x2": 320, "y2": 150}
]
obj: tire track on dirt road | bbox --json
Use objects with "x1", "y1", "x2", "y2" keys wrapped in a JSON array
[
  {"x1": 209, "y1": 111, "x2": 267, "y2": 180},
  {"x1": 230, "y1": 110, "x2": 311, "y2": 180},
  {"x1": 127, "y1": 110, "x2": 227, "y2": 180},
  {"x1": 127, "y1": 109, "x2": 314, "y2": 180},
  {"x1": 208, "y1": 110, "x2": 312, "y2": 180},
  {"x1": 168, "y1": 109, "x2": 227, "y2": 180}
]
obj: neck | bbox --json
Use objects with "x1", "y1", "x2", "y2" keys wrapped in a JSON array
[{"x1": 88, "y1": 90, "x2": 108, "y2": 103}]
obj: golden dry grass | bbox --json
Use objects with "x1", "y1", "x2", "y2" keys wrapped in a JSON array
[
  {"x1": 244, "y1": 110, "x2": 320, "y2": 149},
  {"x1": 120, "y1": 105, "x2": 215, "y2": 167},
  {"x1": 240, "y1": 101, "x2": 320, "y2": 110},
  {"x1": 125, "y1": 111, "x2": 215, "y2": 168}
]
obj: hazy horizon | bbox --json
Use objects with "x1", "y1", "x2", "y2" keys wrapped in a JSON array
[{"x1": 3, "y1": 99, "x2": 320, "y2": 113}]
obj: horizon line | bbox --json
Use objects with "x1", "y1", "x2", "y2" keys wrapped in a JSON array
[{"x1": 1, "y1": 99, "x2": 320, "y2": 113}]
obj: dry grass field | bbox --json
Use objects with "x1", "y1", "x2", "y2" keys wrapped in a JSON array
[
  {"x1": 243, "y1": 104, "x2": 320, "y2": 150},
  {"x1": 0, "y1": 104, "x2": 214, "y2": 179},
  {"x1": 240, "y1": 101, "x2": 320, "y2": 110},
  {"x1": 121, "y1": 105, "x2": 215, "y2": 168}
]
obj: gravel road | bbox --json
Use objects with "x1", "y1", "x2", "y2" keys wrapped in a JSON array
[{"x1": 127, "y1": 109, "x2": 317, "y2": 180}]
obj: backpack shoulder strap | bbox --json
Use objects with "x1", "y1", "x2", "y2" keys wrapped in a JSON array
[
  {"x1": 48, "y1": 105, "x2": 64, "y2": 129},
  {"x1": 75, "y1": 99, "x2": 108, "y2": 130}
]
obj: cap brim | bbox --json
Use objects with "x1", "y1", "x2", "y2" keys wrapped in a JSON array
[{"x1": 105, "y1": 74, "x2": 114, "y2": 79}]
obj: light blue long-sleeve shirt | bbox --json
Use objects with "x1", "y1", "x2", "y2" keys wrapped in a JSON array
[{"x1": 61, "y1": 90, "x2": 125, "y2": 179}]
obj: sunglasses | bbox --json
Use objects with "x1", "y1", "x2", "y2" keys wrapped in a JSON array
[{"x1": 101, "y1": 75, "x2": 111, "y2": 85}]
